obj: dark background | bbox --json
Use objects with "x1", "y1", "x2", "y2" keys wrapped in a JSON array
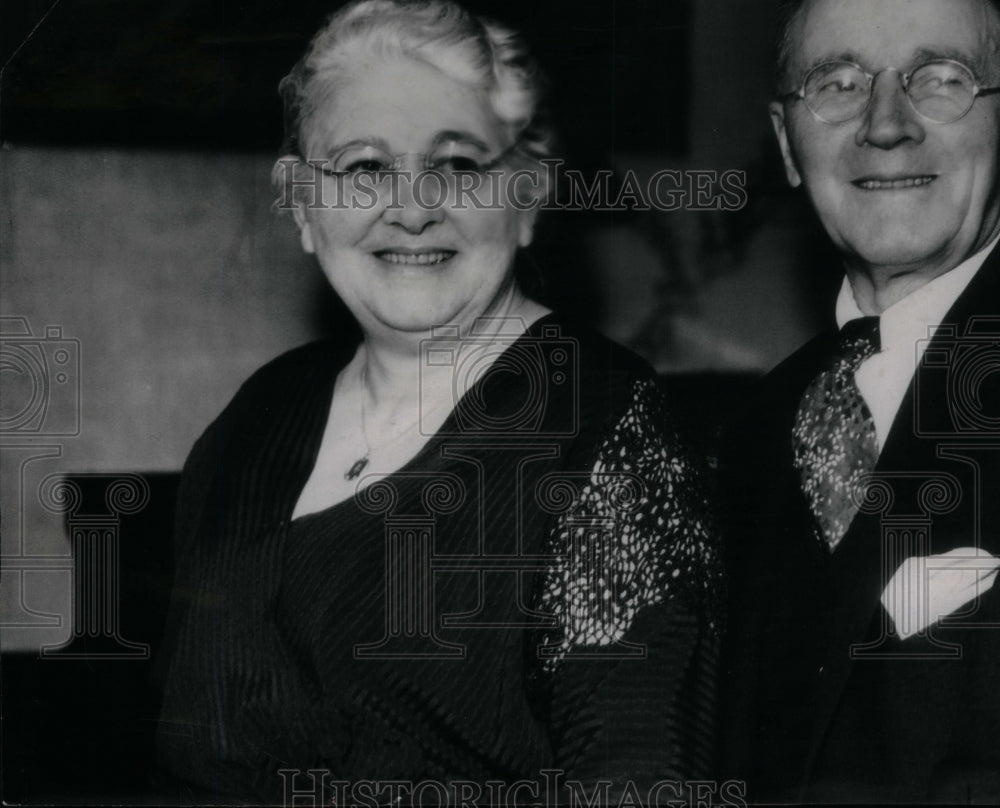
[{"x1": 2, "y1": 0, "x2": 693, "y2": 156}]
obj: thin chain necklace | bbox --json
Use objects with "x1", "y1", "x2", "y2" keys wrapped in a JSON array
[
  {"x1": 342, "y1": 314, "x2": 537, "y2": 481},
  {"x1": 344, "y1": 363, "x2": 372, "y2": 481},
  {"x1": 343, "y1": 362, "x2": 438, "y2": 481}
]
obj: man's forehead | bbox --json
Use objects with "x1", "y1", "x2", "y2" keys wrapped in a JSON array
[{"x1": 788, "y1": 0, "x2": 997, "y2": 74}]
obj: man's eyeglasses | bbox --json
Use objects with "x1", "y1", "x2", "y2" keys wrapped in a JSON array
[
  {"x1": 318, "y1": 139, "x2": 523, "y2": 181},
  {"x1": 780, "y1": 59, "x2": 1000, "y2": 124}
]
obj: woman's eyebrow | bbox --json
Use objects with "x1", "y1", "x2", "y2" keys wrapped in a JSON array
[
  {"x1": 431, "y1": 130, "x2": 491, "y2": 151},
  {"x1": 321, "y1": 137, "x2": 392, "y2": 157}
]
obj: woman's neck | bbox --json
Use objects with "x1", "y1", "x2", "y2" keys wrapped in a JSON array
[{"x1": 359, "y1": 287, "x2": 549, "y2": 415}]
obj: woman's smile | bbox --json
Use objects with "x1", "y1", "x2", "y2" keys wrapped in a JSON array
[{"x1": 373, "y1": 248, "x2": 458, "y2": 266}]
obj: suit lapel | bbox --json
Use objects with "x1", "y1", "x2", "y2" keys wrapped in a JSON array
[{"x1": 799, "y1": 244, "x2": 1000, "y2": 789}]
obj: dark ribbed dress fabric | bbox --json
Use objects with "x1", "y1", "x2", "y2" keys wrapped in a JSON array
[{"x1": 154, "y1": 314, "x2": 722, "y2": 804}]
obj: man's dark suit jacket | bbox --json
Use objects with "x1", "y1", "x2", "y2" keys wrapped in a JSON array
[{"x1": 721, "y1": 244, "x2": 1000, "y2": 804}]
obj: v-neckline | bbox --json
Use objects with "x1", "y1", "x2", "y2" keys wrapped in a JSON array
[{"x1": 287, "y1": 312, "x2": 561, "y2": 527}]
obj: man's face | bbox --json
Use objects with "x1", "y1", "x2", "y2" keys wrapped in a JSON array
[{"x1": 771, "y1": 0, "x2": 1000, "y2": 278}]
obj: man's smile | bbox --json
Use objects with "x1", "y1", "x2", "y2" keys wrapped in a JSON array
[{"x1": 852, "y1": 175, "x2": 938, "y2": 191}]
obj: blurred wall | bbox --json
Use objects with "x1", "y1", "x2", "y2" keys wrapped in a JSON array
[
  {"x1": 587, "y1": 0, "x2": 835, "y2": 371},
  {"x1": 2, "y1": 147, "x2": 330, "y2": 472}
]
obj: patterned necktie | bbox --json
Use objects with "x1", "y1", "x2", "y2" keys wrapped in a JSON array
[{"x1": 793, "y1": 316, "x2": 881, "y2": 551}]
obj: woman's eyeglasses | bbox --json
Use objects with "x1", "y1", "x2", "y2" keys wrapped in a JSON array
[
  {"x1": 319, "y1": 139, "x2": 522, "y2": 181},
  {"x1": 780, "y1": 59, "x2": 1000, "y2": 124}
]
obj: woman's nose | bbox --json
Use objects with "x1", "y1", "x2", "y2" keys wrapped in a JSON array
[
  {"x1": 381, "y1": 162, "x2": 447, "y2": 233},
  {"x1": 855, "y1": 69, "x2": 927, "y2": 149}
]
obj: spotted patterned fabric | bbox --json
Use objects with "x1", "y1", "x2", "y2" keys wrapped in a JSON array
[
  {"x1": 537, "y1": 378, "x2": 720, "y2": 670},
  {"x1": 793, "y1": 316, "x2": 881, "y2": 551}
]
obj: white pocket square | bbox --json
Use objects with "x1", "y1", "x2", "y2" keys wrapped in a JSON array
[{"x1": 881, "y1": 548, "x2": 1000, "y2": 640}]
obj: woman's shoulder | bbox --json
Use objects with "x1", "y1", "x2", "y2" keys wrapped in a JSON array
[
  {"x1": 221, "y1": 340, "x2": 350, "y2": 416},
  {"x1": 529, "y1": 312, "x2": 655, "y2": 381},
  {"x1": 525, "y1": 313, "x2": 657, "y2": 420},
  {"x1": 184, "y1": 340, "x2": 351, "y2": 464},
  {"x1": 234, "y1": 339, "x2": 353, "y2": 400}
]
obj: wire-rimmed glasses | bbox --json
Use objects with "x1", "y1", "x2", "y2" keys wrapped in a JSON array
[{"x1": 780, "y1": 59, "x2": 1000, "y2": 124}]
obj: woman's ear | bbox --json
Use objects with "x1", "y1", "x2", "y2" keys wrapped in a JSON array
[
  {"x1": 274, "y1": 155, "x2": 317, "y2": 254},
  {"x1": 517, "y1": 207, "x2": 539, "y2": 248},
  {"x1": 292, "y1": 204, "x2": 316, "y2": 254},
  {"x1": 514, "y1": 163, "x2": 548, "y2": 248}
]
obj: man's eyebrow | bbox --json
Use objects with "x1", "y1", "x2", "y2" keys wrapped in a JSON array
[
  {"x1": 800, "y1": 52, "x2": 863, "y2": 74},
  {"x1": 910, "y1": 46, "x2": 987, "y2": 76},
  {"x1": 798, "y1": 47, "x2": 989, "y2": 77}
]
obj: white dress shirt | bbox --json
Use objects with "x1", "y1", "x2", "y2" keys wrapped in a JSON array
[{"x1": 835, "y1": 235, "x2": 1000, "y2": 452}]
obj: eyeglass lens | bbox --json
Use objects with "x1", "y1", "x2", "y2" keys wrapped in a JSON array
[{"x1": 803, "y1": 60, "x2": 978, "y2": 123}]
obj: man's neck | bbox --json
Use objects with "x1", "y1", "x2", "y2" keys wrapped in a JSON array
[
  {"x1": 845, "y1": 266, "x2": 947, "y2": 316},
  {"x1": 846, "y1": 236, "x2": 1000, "y2": 315}
]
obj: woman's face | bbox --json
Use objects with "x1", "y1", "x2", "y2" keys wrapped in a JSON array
[{"x1": 296, "y1": 56, "x2": 539, "y2": 337}]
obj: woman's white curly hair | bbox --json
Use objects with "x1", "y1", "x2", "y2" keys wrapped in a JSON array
[{"x1": 273, "y1": 0, "x2": 556, "y2": 175}]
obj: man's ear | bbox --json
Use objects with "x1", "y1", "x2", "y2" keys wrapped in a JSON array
[
  {"x1": 292, "y1": 204, "x2": 316, "y2": 254},
  {"x1": 770, "y1": 101, "x2": 803, "y2": 188}
]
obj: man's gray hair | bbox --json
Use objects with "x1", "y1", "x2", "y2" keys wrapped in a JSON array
[{"x1": 774, "y1": 0, "x2": 1000, "y2": 90}]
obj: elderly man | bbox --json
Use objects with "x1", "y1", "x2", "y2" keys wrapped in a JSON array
[{"x1": 722, "y1": 0, "x2": 1000, "y2": 802}]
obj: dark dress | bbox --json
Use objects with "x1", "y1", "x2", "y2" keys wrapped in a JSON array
[{"x1": 154, "y1": 314, "x2": 721, "y2": 804}]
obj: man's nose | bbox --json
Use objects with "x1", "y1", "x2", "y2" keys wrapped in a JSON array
[{"x1": 855, "y1": 69, "x2": 926, "y2": 148}]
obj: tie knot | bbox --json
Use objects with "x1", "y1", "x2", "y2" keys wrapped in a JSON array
[{"x1": 837, "y1": 316, "x2": 880, "y2": 367}]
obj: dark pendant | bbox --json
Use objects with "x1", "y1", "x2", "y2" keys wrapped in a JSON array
[{"x1": 345, "y1": 456, "x2": 369, "y2": 481}]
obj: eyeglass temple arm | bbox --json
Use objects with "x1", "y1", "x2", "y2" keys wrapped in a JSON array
[
  {"x1": 977, "y1": 86, "x2": 1000, "y2": 97},
  {"x1": 776, "y1": 88, "x2": 806, "y2": 102}
]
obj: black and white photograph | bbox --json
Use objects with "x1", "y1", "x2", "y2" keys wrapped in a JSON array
[{"x1": 1, "y1": 0, "x2": 999, "y2": 804}]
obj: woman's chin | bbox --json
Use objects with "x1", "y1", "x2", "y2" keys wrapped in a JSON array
[{"x1": 368, "y1": 303, "x2": 467, "y2": 335}]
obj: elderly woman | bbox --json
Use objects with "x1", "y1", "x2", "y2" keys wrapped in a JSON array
[{"x1": 155, "y1": 1, "x2": 720, "y2": 803}]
